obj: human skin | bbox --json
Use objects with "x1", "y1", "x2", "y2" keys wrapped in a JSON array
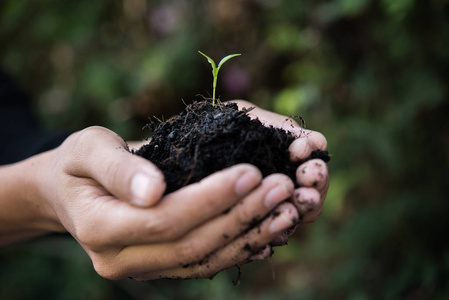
[{"x1": 0, "y1": 100, "x2": 328, "y2": 280}]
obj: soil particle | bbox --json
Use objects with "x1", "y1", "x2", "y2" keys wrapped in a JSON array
[
  {"x1": 243, "y1": 243, "x2": 252, "y2": 252},
  {"x1": 294, "y1": 190, "x2": 300, "y2": 199},
  {"x1": 272, "y1": 210, "x2": 281, "y2": 218},
  {"x1": 249, "y1": 215, "x2": 261, "y2": 228},
  {"x1": 306, "y1": 149, "x2": 330, "y2": 163}
]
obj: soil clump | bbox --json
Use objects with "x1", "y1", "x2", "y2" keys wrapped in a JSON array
[{"x1": 135, "y1": 101, "x2": 329, "y2": 194}]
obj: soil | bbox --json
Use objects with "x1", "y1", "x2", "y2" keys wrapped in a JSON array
[{"x1": 134, "y1": 100, "x2": 329, "y2": 194}]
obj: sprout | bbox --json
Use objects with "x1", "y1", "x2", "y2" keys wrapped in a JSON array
[{"x1": 198, "y1": 51, "x2": 241, "y2": 106}]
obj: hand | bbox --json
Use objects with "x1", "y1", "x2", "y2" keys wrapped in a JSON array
[
  {"x1": 136, "y1": 101, "x2": 330, "y2": 279},
  {"x1": 5, "y1": 126, "x2": 299, "y2": 280},
  {"x1": 232, "y1": 100, "x2": 329, "y2": 224},
  {"x1": 0, "y1": 98, "x2": 328, "y2": 280}
]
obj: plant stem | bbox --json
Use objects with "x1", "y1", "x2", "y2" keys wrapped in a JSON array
[{"x1": 212, "y1": 74, "x2": 217, "y2": 106}]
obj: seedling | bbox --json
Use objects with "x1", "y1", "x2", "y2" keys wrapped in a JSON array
[{"x1": 198, "y1": 51, "x2": 241, "y2": 106}]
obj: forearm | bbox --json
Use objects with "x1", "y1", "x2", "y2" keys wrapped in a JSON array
[{"x1": 0, "y1": 151, "x2": 65, "y2": 246}]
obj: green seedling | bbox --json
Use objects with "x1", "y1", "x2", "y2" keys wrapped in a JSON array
[{"x1": 198, "y1": 51, "x2": 241, "y2": 106}]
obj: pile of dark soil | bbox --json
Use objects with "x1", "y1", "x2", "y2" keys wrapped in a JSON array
[{"x1": 135, "y1": 101, "x2": 329, "y2": 194}]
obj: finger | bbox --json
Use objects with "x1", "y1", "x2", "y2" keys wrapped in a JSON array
[
  {"x1": 231, "y1": 100, "x2": 302, "y2": 133},
  {"x1": 154, "y1": 163, "x2": 263, "y2": 239},
  {"x1": 232, "y1": 100, "x2": 327, "y2": 150},
  {"x1": 288, "y1": 138, "x2": 317, "y2": 162},
  {"x1": 170, "y1": 173, "x2": 293, "y2": 257},
  {"x1": 296, "y1": 159, "x2": 328, "y2": 192},
  {"x1": 248, "y1": 245, "x2": 272, "y2": 261},
  {"x1": 65, "y1": 126, "x2": 166, "y2": 207},
  {"x1": 270, "y1": 224, "x2": 298, "y2": 247},
  {"x1": 292, "y1": 187, "x2": 321, "y2": 222},
  {"x1": 131, "y1": 202, "x2": 299, "y2": 280},
  {"x1": 293, "y1": 156, "x2": 329, "y2": 223},
  {"x1": 169, "y1": 174, "x2": 293, "y2": 262},
  {"x1": 75, "y1": 164, "x2": 262, "y2": 249},
  {"x1": 101, "y1": 173, "x2": 291, "y2": 275},
  {"x1": 232, "y1": 100, "x2": 328, "y2": 157},
  {"x1": 302, "y1": 130, "x2": 327, "y2": 150},
  {"x1": 306, "y1": 174, "x2": 330, "y2": 223}
]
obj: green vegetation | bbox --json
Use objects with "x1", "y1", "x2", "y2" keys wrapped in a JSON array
[
  {"x1": 198, "y1": 51, "x2": 241, "y2": 106},
  {"x1": 1, "y1": 0, "x2": 448, "y2": 299}
]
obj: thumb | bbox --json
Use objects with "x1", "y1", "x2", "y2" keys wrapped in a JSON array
[{"x1": 66, "y1": 127, "x2": 166, "y2": 207}]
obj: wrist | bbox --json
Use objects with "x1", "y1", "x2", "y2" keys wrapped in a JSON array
[
  {"x1": 0, "y1": 150, "x2": 65, "y2": 245},
  {"x1": 25, "y1": 150, "x2": 66, "y2": 232}
]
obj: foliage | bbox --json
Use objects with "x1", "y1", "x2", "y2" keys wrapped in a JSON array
[
  {"x1": 198, "y1": 51, "x2": 241, "y2": 106},
  {"x1": 1, "y1": 0, "x2": 449, "y2": 299}
]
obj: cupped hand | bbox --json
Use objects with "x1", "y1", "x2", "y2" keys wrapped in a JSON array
[
  {"x1": 232, "y1": 100, "x2": 329, "y2": 223},
  {"x1": 159, "y1": 100, "x2": 330, "y2": 280},
  {"x1": 36, "y1": 126, "x2": 298, "y2": 280}
]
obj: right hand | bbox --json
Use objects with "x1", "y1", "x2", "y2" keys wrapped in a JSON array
[{"x1": 32, "y1": 126, "x2": 299, "y2": 280}]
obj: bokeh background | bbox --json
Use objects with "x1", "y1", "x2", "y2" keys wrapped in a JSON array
[{"x1": 1, "y1": 0, "x2": 449, "y2": 299}]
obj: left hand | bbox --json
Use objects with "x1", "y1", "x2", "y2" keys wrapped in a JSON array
[
  {"x1": 232, "y1": 100, "x2": 329, "y2": 224},
  {"x1": 127, "y1": 100, "x2": 330, "y2": 279}
]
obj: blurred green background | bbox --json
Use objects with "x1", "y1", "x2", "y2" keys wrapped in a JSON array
[{"x1": 1, "y1": 0, "x2": 449, "y2": 299}]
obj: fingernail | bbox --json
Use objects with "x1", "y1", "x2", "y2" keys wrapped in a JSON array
[
  {"x1": 235, "y1": 169, "x2": 262, "y2": 196},
  {"x1": 131, "y1": 172, "x2": 162, "y2": 207},
  {"x1": 269, "y1": 206, "x2": 298, "y2": 234},
  {"x1": 264, "y1": 181, "x2": 294, "y2": 209}
]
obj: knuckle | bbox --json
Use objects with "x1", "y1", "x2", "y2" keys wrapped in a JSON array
[
  {"x1": 79, "y1": 126, "x2": 112, "y2": 139},
  {"x1": 176, "y1": 240, "x2": 207, "y2": 265},
  {"x1": 102, "y1": 158, "x2": 122, "y2": 182},
  {"x1": 59, "y1": 127, "x2": 115, "y2": 173},
  {"x1": 71, "y1": 212, "x2": 110, "y2": 251},
  {"x1": 194, "y1": 267, "x2": 218, "y2": 279},
  {"x1": 74, "y1": 126, "x2": 122, "y2": 153},
  {"x1": 177, "y1": 241, "x2": 199, "y2": 263},
  {"x1": 263, "y1": 173, "x2": 291, "y2": 184},
  {"x1": 75, "y1": 225, "x2": 103, "y2": 250},
  {"x1": 91, "y1": 256, "x2": 123, "y2": 280},
  {"x1": 73, "y1": 127, "x2": 108, "y2": 151},
  {"x1": 235, "y1": 203, "x2": 256, "y2": 227},
  {"x1": 145, "y1": 216, "x2": 181, "y2": 241}
]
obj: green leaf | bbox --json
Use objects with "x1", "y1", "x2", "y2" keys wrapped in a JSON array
[
  {"x1": 217, "y1": 53, "x2": 241, "y2": 71},
  {"x1": 198, "y1": 51, "x2": 216, "y2": 71}
]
